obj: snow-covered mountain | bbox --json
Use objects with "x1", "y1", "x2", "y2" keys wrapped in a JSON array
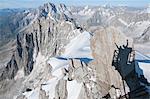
[
  {"x1": 0, "y1": 2, "x2": 150, "y2": 99},
  {"x1": 71, "y1": 5, "x2": 150, "y2": 55}
]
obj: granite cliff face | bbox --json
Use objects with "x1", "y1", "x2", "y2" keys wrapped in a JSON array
[{"x1": 0, "y1": 3, "x2": 145, "y2": 99}]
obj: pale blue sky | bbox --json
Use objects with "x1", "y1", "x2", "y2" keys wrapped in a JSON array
[{"x1": 0, "y1": 0, "x2": 150, "y2": 9}]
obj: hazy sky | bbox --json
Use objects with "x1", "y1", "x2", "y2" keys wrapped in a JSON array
[{"x1": 0, "y1": 0, "x2": 150, "y2": 9}]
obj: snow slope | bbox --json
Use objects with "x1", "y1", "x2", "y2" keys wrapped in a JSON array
[
  {"x1": 135, "y1": 51, "x2": 150, "y2": 83},
  {"x1": 48, "y1": 31, "x2": 93, "y2": 77},
  {"x1": 135, "y1": 51, "x2": 150, "y2": 61},
  {"x1": 45, "y1": 31, "x2": 93, "y2": 99},
  {"x1": 128, "y1": 21, "x2": 150, "y2": 38},
  {"x1": 61, "y1": 31, "x2": 93, "y2": 60},
  {"x1": 138, "y1": 62, "x2": 150, "y2": 82},
  {"x1": 23, "y1": 88, "x2": 39, "y2": 99},
  {"x1": 42, "y1": 77, "x2": 59, "y2": 99},
  {"x1": 47, "y1": 57, "x2": 69, "y2": 78},
  {"x1": 67, "y1": 80, "x2": 83, "y2": 99}
]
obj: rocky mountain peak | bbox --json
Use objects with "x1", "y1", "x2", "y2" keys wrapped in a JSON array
[
  {"x1": 35, "y1": 2, "x2": 73, "y2": 21},
  {"x1": 38, "y1": 2, "x2": 57, "y2": 18},
  {"x1": 59, "y1": 3, "x2": 67, "y2": 12},
  {"x1": 58, "y1": 3, "x2": 72, "y2": 18},
  {"x1": 41, "y1": 2, "x2": 57, "y2": 13}
]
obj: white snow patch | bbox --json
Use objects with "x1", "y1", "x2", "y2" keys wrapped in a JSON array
[
  {"x1": 23, "y1": 52, "x2": 46, "y2": 83},
  {"x1": 67, "y1": 80, "x2": 82, "y2": 99},
  {"x1": 135, "y1": 51, "x2": 150, "y2": 61},
  {"x1": 42, "y1": 77, "x2": 59, "y2": 99},
  {"x1": 23, "y1": 89, "x2": 39, "y2": 99},
  {"x1": 128, "y1": 21, "x2": 150, "y2": 38},
  {"x1": 61, "y1": 31, "x2": 93, "y2": 59},
  {"x1": 47, "y1": 57, "x2": 70, "y2": 78},
  {"x1": 14, "y1": 68, "x2": 24, "y2": 80},
  {"x1": 78, "y1": 6, "x2": 95, "y2": 16},
  {"x1": 116, "y1": 89, "x2": 122, "y2": 98},
  {"x1": 52, "y1": 68, "x2": 63, "y2": 78},
  {"x1": 66, "y1": 21, "x2": 72, "y2": 25},
  {"x1": 34, "y1": 52, "x2": 46, "y2": 66},
  {"x1": 118, "y1": 18, "x2": 128, "y2": 26},
  {"x1": 33, "y1": 48, "x2": 37, "y2": 61},
  {"x1": 47, "y1": 12, "x2": 56, "y2": 21},
  {"x1": 137, "y1": 62, "x2": 150, "y2": 82},
  {"x1": 135, "y1": 51, "x2": 150, "y2": 83},
  {"x1": 47, "y1": 57, "x2": 69, "y2": 71}
]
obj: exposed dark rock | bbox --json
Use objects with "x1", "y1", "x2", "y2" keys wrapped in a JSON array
[
  {"x1": 0, "y1": 54, "x2": 18, "y2": 81},
  {"x1": 17, "y1": 34, "x2": 23, "y2": 58},
  {"x1": 26, "y1": 88, "x2": 32, "y2": 92},
  {"x1": 24, "y1": 33, "x2": 34, "y2": 75}
]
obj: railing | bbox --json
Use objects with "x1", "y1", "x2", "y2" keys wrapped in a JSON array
[
  {"x1": 112, "y1": 49, "x2": 150, "y2": 98},
  {"x1": 128, "y1": 50, "x2": 135, "y2": 64},
  {"x1": 113, "y1": 50, "x2": 119, "y2": 62},
  {"x1": 112, "y1": 50, "x2": 135, "y2": 67}
]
